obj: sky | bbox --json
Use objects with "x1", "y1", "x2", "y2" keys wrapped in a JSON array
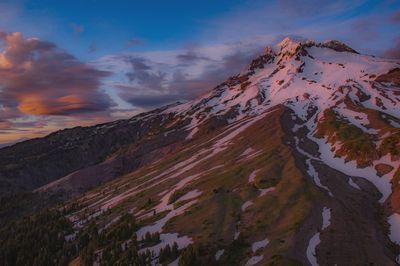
[{"x1": 0, "y1": 0, "x2": 399, "y2": 146}]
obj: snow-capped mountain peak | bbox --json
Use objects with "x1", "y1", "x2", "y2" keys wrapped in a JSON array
[
  {"x1": 170, "y1": 37, "x2": 399, "y2": 136},
  {"x1": 275, "y1": 36, "x2": 309, "y2": 58}
]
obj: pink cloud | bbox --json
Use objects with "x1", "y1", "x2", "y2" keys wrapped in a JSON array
[{"x1": 0, "y1": 31, "x2": 112, "y2": 116}]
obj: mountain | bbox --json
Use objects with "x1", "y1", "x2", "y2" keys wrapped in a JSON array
[{"x1": 1, "y1": 37, "x2": 400, "y2": 265}]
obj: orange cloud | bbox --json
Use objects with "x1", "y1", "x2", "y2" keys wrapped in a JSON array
[
  {"x1": 0, "y1": 54, "x2": 12, "y2": 69},
  {"x1": 17, "y1": 94, "x2": 93, "y2": 115},
  {"x1": 0, "y1": 120, "x2": 11, "y2": 129},
  {"x1": 0, "y1": 31, "x2": 116, "y2": 144},
  {"x1": 0, "y1": 31, "x2": 112, "y2": 116}
]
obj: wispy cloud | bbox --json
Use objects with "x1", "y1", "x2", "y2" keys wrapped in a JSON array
[{"x1": 389, "y1": 10, "x2": 400, "y2": 22}]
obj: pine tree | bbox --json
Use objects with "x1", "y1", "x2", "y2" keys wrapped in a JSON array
[
  {"x1": 171, "y1": 242, "x2": 179, "y2": 259},
  {"x1": 179, "y1": 244, "x2": 200, "y2": 266}
]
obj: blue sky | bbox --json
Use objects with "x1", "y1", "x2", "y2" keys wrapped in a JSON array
[
  {"x1": 2, "y1": 0, "x2": 399, "y2": 58},
  {"x1": 0, "y1": 0, "x2": 399, "y2": 145},
  {"x1": 1, "y1": 0, "x2": 253, "y2": 58}
]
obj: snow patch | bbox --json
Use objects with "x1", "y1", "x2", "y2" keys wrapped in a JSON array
[
  {"x1": 215, "y1": 249, "x2": 224, "y2": 261},
  {"x1": 314, "y1": 137, "x2": 392, "y2": 202},
  {"x1": 248, "y1": 170, "x2": 259, "y2": 183},
  {"x1": 139, "y1": 233, "x2": 192, "y2": 256},
  {"x1": 176, "y1": 189, "x2": 202, "y2": 203},
  {"x1": 168, "y1": 258, "x2": 179, "y2": 266},
  {"x1": 245, "y1": 255, "x2": 264, "y2": 266},
  {"x1": 258, "y1": 187, "x2": 275, "y2": 197},
  {"x1": 306, "y1": 159, "x2": 333, "y2": 197},
  {"x1": 306, "y1": 233, "x2": 320, "y2": 266},
  {"x1": 251, "y1": 238, "x2": 269, "y2": 253},
  {"x1": 322, "y1": 207, "x2": 331, "y2": 230},
  {"x1": 242, "y1": 148, "x2": 255, "y2": 157},
  {"x1": 241, "y1": 201, "x2": 253, "y2": 211},
  {"x1": 137, "y1": 200, "x2": 197, "y2": 239},
  {"x1": 348, "y1": 177, "x2": 361, "y2": 190}
]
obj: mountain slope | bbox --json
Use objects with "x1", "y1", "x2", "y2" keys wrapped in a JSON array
[{"x1": 1, "y1": 37, "x2": 400, "y2": 265}]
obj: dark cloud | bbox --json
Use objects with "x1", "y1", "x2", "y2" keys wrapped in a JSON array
[
  {"x1": 124, "y1": 56, "x2": 166, "y2": 91},
  {"x1": 171, "y1": 46, "x2": 261, "y2": 98},
  {"x1": 0, "y1": 31, "x2": 112, "y2": 117},
  {"x1": 383, "y1": 37, "x2": 400, "y2": 59},
  {"x1": 125, "y1": 56, "x2": 151, "y2": 71},
  {"x1": 119, "y1": 91, "x2": 182, "y2": 108},
  {"x1": 115, "y1": 45, "x2": 263, "y2": 109},
  {"x1": 389, "y1": 11, "x2": 400, "y2": 22},
  {"x1": 222, "y1": 48, "x2": 259, "y2": 70},
  {"x1": 176, "y1": 50, "x2": 211, "y2": 64}
]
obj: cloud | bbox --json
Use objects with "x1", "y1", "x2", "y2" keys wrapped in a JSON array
[
  {"x1": 176, "y1": 50, "x2": 211, "y2": 64},
  {"x1": 389, "y1": 11, "x2": 400, "y2": 22},
  {"x1": 98, "y1": 42, "x2": 264, "y2": 109},
  {"x1": 94, "y1": 1, "x2": 394, "y2": 112},
  {"x1": 118, "y1": 91, "x2": 182, "y2": 108},
  {"x1": 124, "y1": 56, "x2": 167, "y2": 91},
  {"x1": 169, "y1": 47, "x2": 261, "y2": 99},
  {"x1": 383, "y1": 37, "x2": 400, "y2": 59},
  {"x1": 0, "y1": 119, "x2": 11, "y2": 129},
  {"x1": 0, "y1": 31, "x2": 112, "y2": 117}
]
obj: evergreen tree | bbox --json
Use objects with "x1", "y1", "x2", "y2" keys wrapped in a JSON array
[{"x1": 179, "y1": 244, "x2": 200, "y2": 266}]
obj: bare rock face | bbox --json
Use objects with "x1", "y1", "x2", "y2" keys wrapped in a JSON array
[
  {"x1": 320, "y1": 40, "x2": 359, "y2": 54},
  {"x1": 375, "y1": 163, "x2": 395, "y2": 177},
  {"x1": 247, "y1": 47, "x2": 276, "y2": 72},
  {"x1": 376, "y1": 68, "x2": 400, "y2": 85}
]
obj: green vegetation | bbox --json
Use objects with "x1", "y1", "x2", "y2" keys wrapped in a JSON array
[
  {"x1": 0, "y1": 209, "x2": 75, "y2": 266},
  {"x1": 218, "y1": 238, "x2": 249, "y2": 265},
  {"x1": 266, "y1": 255, "x2": 303, "y2": 266},
  {"x1": 0, "y1": 191, "x2": 64, "y2": 227},
  {"x1": 379, "y1": 130, "x2": 400, "y2": 159},
  {"x1": 254, "y1": 148, "x2": 283, "y2": 189},
  {"x1": 179, "y1": 244, "x2": 201, "y2": 266},
  {"x1": 317, "y1": 109, "x2": 378, "y2": 167},
  {"x1": 178, "y1": 243, "x2": 215, "y2": 266},
  {"x1": 159, "y1": 242, "x2": 179, "y2": 264},
  {"x1": 0, "y1": 208, "x2": 181, "y2": 266},
  {"x1": 141, "y1": 232, "x2": 161, "y2": 247}
]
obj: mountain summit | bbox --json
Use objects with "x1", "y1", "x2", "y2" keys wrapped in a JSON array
[{"x1": 1, "y1": 37, "x2": 400, "y2": 265}]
